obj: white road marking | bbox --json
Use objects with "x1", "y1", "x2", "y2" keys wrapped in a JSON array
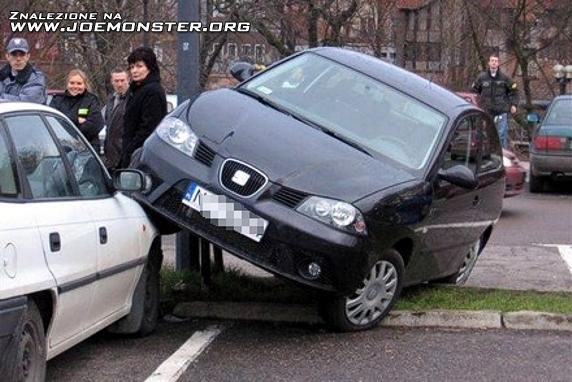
[
  {"x1": 536, "y1": 244, "x2": 572, "y2": 274},
  {"x1": 145, "y1": 325, "x2": 223, "y2": 382}
]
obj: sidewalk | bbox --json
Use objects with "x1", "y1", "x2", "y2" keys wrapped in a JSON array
[{"x1": 161, "y1": 236, "x2": 572, "y2": 332}]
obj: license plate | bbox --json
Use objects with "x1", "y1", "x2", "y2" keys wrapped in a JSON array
[{"x1": 182, "y1": 182, "x2": 268, "y2": 242}]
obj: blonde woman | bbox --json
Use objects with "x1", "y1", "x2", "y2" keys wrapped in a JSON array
[{"x1": 50, "y1": 69, "x2": 104, "y2": 150}]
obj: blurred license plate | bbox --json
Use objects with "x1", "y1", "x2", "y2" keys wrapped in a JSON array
[{"x1": 182, "y1": 182, "x2": 268, "y2": 242}]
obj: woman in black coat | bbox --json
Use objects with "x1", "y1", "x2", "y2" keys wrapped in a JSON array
[
  {"x1": 120, "y1": 47, "x2": 167, "y2": 167},
  {"x1": 49, "y1": 69, "x2": 104, "y2": 151}
]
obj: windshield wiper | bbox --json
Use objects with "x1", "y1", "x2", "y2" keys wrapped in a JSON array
[{"x1": 236, "y1": 88, "x2": 371, "y2": 157}]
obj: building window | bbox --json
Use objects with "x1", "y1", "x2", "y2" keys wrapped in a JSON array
[
  {"x1": 227, "y1": 43, "x2": 237, "y2": 58},
  {"x1": 241, "y1": 44, "x2": 252, "y2": 57},
  {"x1": 255, "y1": 44, "x2": 265, "y2": 62}
]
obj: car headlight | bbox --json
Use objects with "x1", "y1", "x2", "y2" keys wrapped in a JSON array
[
  {"x1": 297, "y1": 196, "x2": 367, "y2": 235},
  {"x1": 503, "y1": 156, "x2": 511, "y2": 167},
  {"x1": 156, "y1": 117, "x2": 198, "y2": 157}
]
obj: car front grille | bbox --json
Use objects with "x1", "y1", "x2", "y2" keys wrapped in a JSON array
[
  {"x1": 194, "y1": 141, "x2": 216, "y2": 167},
  {"x1": 219, "y1": 159, "x2": 267, "y2": 197},
  {"x1": 155, "y1": 183, "x2": 333, "y2": 287},
  {"x1": 272, "y1": 187, "x2": 308, "y2": 208}
]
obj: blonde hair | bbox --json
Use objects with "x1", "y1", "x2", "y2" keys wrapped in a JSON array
[{"x1": 66, "y1": 69, "x2": 92, "y2": 92}]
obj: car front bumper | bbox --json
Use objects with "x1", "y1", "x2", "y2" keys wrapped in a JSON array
[
  {"x1": 504, "y1": 165, "x2": 526, "y2": 197},
  {"x1": 133, "y1": 135, "x2": 371, "y2": 294}
]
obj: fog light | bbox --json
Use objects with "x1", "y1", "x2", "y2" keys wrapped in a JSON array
[{"x1": 307, "y1": 262, "x2": 321, "y2": 279}]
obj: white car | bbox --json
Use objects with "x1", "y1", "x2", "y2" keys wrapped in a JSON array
[{"x1": 0, "y1": 102, "x2": 161, "y2": 381}]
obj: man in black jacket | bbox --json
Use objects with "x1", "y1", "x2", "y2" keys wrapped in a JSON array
[
  {"x1": 472, "y1": 53, "x2": 519, "y2": 149},
  {"x1": 103, "y1": 68, "x2": 129, "y2": 171},
  {"x1": 121, "y1": 47, "x2": 167, "y2": 168}
]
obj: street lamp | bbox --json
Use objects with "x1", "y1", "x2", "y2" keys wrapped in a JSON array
[{"x1": 552, "y1": 63, "x2": 572, "y2": 95}]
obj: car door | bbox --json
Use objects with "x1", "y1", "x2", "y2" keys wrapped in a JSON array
[
  {"x1": 44, "y1": 115, "x2": 145, "y2": 324},
  {"x1": 0, "y1": 128, "x2": 55, "y2": 302},
  {"x1": 474, "y1": 113, "x2": 504, "y2": 227},
  {"x1": 3, "y1": 113, "x2": 98, "y2": 348},
  {"x1": 415, "y1": 115, "x2": 482, "y2": 279}
]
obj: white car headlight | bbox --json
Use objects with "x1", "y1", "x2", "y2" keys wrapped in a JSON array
[
  {"x1": 156, "y1": 117, "x2": 198, "y2": 157},
  {"x1": 297, "y1": 196, "x2": 367, "y2": 235}
]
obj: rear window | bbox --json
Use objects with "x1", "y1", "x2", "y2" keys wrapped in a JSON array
[{"x1": 545, "y1": 99, "x2": 572, "y2": 125}]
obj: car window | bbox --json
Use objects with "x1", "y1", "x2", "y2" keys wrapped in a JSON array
[
  {"x1": 5, "y1": 115, "x2": 74, "y2": 199},
  {"x1": 544, "y1": 99, "x2": 572, "y2": 125},
  {"x1": 45, "y1": 115, "x2": 110, "y2": 198},
  {"x1": 476, "y1": 115, "x2": 502, "y2": 173},
  {"x1": 242, "y1": 53, "x2": 447, "y2": 170},
  {"x1": 0, "y1": 131, "x2": 18, "y2": 197},
  {"x1": 442, "y1": 117, "x2": 478, "y2": 172}
]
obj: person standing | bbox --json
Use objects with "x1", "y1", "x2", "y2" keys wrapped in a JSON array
[
  {"x1": 120, "y1": 47, "x2": 167, "y2": 168},
  {"x1": 0, "y1": 37, "x2": 46, "y2": 104},
  {"x1": 103, "y1": 68, "x2": 129, "y2": 171},
  {"x1": 472, "y1": 53, "x2": 519, "y2": 148},
  {"x1": 49, "y1": 69, "x2": 104, "y2": 151}
]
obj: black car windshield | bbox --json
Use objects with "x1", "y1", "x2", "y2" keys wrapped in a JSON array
[
  {"x1": 241, "y1": 52, "x2": 447, "y2": 169},
  {"x1": 544, "y1": 99, "x2": 572, "y2": 125}
]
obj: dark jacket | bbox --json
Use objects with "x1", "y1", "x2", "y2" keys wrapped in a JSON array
[
  {"x1": 472, "y1": 69, "x2": 519, "y2": 115},
  {"x1": 103, "y1": 92, "x2": 128, "y2": 170},
  {"x1": 0, "y1": 63, "x2": 46, "y2": 104},
  {"x1": 49, "y1": 90, "x2": 104, "y2": 148},
  {"x1": 121, "y1": 71, "x2": 167, "y2": 167}
]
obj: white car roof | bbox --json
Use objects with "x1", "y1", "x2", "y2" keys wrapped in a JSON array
[{"x1": 0, "y1": 101, "x2": 68, "y2": 119}]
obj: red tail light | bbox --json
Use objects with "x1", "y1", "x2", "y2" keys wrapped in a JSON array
[{"x1": 534, "y1": 136, "x2": 563, "y2": 150}]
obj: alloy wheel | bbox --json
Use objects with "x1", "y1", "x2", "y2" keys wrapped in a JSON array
[
  {"x1": 345, "y1": 260, "x2": 398, "y2": 326},
  {"x1": 456, "y1": 238, "x2": 481, "y2": 285}
]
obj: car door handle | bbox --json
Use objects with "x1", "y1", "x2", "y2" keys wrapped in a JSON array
[
  {"x1": 472, "y1": 196, "x2": 481, "y2": 207},
  {"x1": 99, "y1": 227, "x2": 108, "y2": 245},
  {"x1": 49, "y1": 232, "x2": 61, "y2": 252}
]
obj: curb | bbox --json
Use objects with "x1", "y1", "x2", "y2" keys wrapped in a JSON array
[{"x1": 172, "y1": 301, "x2": 572, "y2": 332}]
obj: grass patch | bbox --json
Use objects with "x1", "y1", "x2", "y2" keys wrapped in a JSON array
[
  {"x1": 161, "y1": 267, "x2": 572, "y2": 314},
  {"x1": 396, "y1": 285, "x2": 572, "y2": 314}
]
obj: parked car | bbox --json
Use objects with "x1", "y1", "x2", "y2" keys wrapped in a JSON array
[
  {"x1": 528, "y1": 95, "x2": 572, "y2": 192},
  {"x1": 0, "y1": 102, "x2": 161, "y2": 380},
  {"x1": 503, "y1": 149, "x2": 526, "y2": 197},
  {"x1": 132, "y1": 48, "x2": 504, "y2": 331}
]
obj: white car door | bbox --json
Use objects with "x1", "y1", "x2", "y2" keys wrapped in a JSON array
[
  {"x1": 4, "y1": 114, "x2": 98, "y2": 347},
  {"x1": 0, "y1": 130, "x2": 55, "y2": 301},
  {"x1": 45, "y1": 115, "x2": 145, "y2": 324}
]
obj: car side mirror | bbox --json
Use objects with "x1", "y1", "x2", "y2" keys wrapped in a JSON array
[
  {"x1": 113, "y1": 169, "x2": 151, "y2": 193},
  {"x1": 230, "y1": 62, "x2": 255, "y2": 82},
  {"x1": 438, "y1": 165, "x2": 478, "y2": 189},
  {"x1": 527, "y1": 112, "x2": 541, "y2": 124}
]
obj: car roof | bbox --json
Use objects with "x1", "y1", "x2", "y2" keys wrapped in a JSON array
[
  {"x1": 311, "y1": 47, "x2": 472, "y2": 114},
  {"x1": 552, "y1": 94, "x2": 572, "y2": 101},
  {"x1": 0, "y1": 101, "x2": 68, "y2": 119}
]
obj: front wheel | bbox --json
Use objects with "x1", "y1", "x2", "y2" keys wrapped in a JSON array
[
  {"x1": 320, "y1": 249, "x2": 404, "y2": 332},
  {"x1": 2, "y1": 300, "x2": 46, "y2": 382}
]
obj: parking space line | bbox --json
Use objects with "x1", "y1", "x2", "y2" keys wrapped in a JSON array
[
  {"x1": 537, "y1": 244, "x2": 572, "y2": 274},
  {"x1": 145, "y1": 325, "x2": 224, "y2": 382}
]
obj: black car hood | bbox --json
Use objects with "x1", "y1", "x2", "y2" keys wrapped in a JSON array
[{"x1": 187, "y1": 89, "x2": 416, "y2": 202}]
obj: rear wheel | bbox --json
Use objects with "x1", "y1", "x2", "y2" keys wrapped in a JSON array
[
  {"x1": 320, "y1": 249, "x2": 404, "y2": 332},
  {"x1": 440, "y1": 237, "x2": 481, "y2": 285},
  {"x1": 3, "y1": 300, "x2": 46, "y2": 382},
  {"x1": 528, "y1": 173, "x2": 544, "y2": 193}
]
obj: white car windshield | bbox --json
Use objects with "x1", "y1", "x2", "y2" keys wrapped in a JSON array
[{"x1": 242, "y1": 53, "x2": 447, "y2": 169}]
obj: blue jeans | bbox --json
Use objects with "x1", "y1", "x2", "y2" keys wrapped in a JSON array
[{"x1": 493, "y1": 113, "x2": 509, "y2": 149}]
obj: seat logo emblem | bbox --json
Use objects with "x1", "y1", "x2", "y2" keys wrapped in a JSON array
[{"x1": 231, "y1": 170, "x2": 250, "y2": 186}]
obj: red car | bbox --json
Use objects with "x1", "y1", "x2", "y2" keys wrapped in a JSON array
[{"x1": 503, "y1": 149, "x2": 526, "y2": 197}]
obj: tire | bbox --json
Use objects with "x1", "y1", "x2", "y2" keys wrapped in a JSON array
[
  {"x1": 320, "y1": 249, "x2": 404, "y2": 332},
  {"x1": 528, "y1": 173, "x2": 543, "y2": 193},
  {"x1": 3, "y1": 300, "x2": 46, "y2": 382},
  {"x1": 107, "y1": 238, "x2": 162, "y2": 336},
  {"x1": 439, "y1": 237, "x2": 481, "y2": 285}
]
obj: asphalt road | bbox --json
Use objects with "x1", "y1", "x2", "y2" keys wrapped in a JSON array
[{"x1": 46, "y1": 180, "x2": 572, "y2": 381}]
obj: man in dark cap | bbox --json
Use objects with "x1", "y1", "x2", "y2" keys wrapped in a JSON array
[{"x1": 0, "y1": 37, "x2": 46, "y2": 103}]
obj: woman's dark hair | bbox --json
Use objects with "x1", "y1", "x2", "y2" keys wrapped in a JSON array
[{"x1": 127, "y1": 47, "x2": 160, "y2": 74}]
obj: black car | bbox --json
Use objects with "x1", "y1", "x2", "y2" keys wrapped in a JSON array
[{"x1": 132, "y1": 48, "x2": 505, "y2": 331}]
